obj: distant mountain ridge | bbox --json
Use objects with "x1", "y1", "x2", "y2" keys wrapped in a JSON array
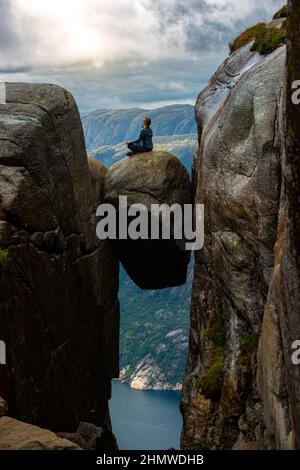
[{"x1": 82, "y1": 104, "x2": 196, "y2": 148}]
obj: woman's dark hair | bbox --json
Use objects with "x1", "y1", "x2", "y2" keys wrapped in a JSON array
[{"x1": 144, "y1": 117, "x2": 152, "y2": 127}]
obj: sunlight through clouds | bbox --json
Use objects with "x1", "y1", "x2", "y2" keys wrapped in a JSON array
[
  {"x1": 9, "y1": 0, "x2": 283, "y2": 67},
  {"x1": 1, "y1": 0, "x2": 284, "y2": 110}
]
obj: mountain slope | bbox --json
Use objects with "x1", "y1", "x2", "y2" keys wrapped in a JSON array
[
  {"x1": 82, "y1": 104, "x2": 196, "y2": 148},
  {"x1": 119, "y1": 264, "x2": 193, "y2": 390}
]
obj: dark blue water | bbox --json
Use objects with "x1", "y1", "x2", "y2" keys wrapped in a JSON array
[{"x1": 109, "y1": 380, "x2": 183, "y2": 450}]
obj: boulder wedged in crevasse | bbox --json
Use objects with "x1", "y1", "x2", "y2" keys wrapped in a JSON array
[{"x1": 104, "y1": 151, "x2": 191, "y2": 289}]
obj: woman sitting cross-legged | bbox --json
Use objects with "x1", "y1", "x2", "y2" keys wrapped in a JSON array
[{"x1": 125, "y1": 117, "x2": 153, "y2": 156}]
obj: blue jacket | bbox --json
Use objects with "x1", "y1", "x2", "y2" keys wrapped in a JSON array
[{"x1": 132, "y1": 127, "x2": 153, "y2": 150}]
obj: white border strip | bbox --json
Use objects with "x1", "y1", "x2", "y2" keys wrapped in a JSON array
[{"x1": 0, "y1": 80, "x2": 6, "y2": 104}]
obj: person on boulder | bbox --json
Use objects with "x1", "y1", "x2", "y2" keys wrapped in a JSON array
[{"x1": 125, "y1": 117, "x2": 153, "y2": 156}]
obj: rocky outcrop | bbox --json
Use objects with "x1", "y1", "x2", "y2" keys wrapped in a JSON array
[
  {"x1": 120, "y1": 359, "x2": 183, "y2": 391},
  {"x1": 193, "y1": 44, "x2": 260, "y2": 144},
  {"x1": 56, "y1": 432, "x2": 94, "y2": 450},
  {"x1": 0, "y1": 417, "x2": 81, "y2": 450},
  {"x1": 181, "y1": 43, "x2": 286, "y2": 449},
  {"x1": 88, "y1": 157, "x2": 107, "y2": 204},
  {"x1": 104, "y1": 151, "x2": 191, "y2": 289},
  {"x1": 0, "y1": 399, "x2": 83, "y2": 450},
  {"x1": 0, "y1": 83, "x2": 119, "y2": 440},
  {"x1": 273, "y1": 5, "x2": 287, "y2": 20}
]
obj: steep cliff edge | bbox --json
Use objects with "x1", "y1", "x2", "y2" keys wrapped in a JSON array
[
  {"x1": 0, "y1": 83, "x2": 119, "y2": 442},
  {"x1": 181, "y1": 40, "x2": 287, "y2": 449}
]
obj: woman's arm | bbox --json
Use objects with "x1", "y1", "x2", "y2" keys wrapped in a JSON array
[{"x1": 131, "y1": 129, "x2": 144, "y2": 144}]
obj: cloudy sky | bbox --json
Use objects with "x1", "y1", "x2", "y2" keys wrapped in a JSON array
[{"x1": 0, "y1": 0, "x2": 283, "y2": 112}]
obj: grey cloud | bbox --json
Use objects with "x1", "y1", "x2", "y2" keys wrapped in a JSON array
[
  {"x1": 0, "y1": 0, "x2": 284, "y2": 110},
  {"x1": 0, "y1": 0, "x2": 19, "y2": 50},
  {"x1": 0, "y1": 66, "x2": 31, "y2": 73}
]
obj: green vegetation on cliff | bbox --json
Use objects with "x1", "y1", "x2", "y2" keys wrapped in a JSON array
[
  {"x1": 203, "y1": 310, "x2": 226, "y2": 347},
  {"x1": 252, "y1": 27, "x2": 286, "y2": 55},
  {"x1": 230, "y1": 23, "x2": 266, "y2": 53},
  {"x1": 230, "y1": 23, "x2": 286, "y2": 55},
  {"x1": 198, "y1": 348, "x2": 225, "y2": 399},
  {"x1": 198, "y1": 312, "x2": 226, "y2": 399},
  {"x1": 240, "y1": 332, "x2": 259, "y2": 366}
]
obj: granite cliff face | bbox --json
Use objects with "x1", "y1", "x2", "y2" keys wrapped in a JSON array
[
  {"x1": 0, "y1": 83, "x2": 119, "y2": 443},
  {"x1": 181, "y1": 2, "x2": 300, "y2": 450}
]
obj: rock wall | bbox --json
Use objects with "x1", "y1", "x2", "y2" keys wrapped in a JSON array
[
  {"x1": 0, "y1": 416, "x2": 82, "y2": 450},
  {"x1": 181, "y1": 43, "x2": 287, "y2": 449},
  {"x1": 182, "y1": 3, "x2": 300, "y2": 450},
  {"x1": 258, "y1": 0, "x2": 300, "y2": 450},
  {"x1": 0, "y1": 83, "x2": 119, "y2": 440},
  {"x1": 282, "y1": 0, "x2": 300, "y2": 448}
]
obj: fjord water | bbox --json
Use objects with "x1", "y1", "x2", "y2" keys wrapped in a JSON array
[{"x1": 110, "y1": 380, "x2": 182, "y2": 450}]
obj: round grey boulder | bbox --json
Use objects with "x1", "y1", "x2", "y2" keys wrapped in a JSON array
[{"x1": 104, "y1": 151, "x2": 191, "y2": 289}]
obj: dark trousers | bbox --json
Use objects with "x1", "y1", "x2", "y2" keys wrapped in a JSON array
[{"x1": 128, "y1": 143, "x2": 152, "y2": 154}]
